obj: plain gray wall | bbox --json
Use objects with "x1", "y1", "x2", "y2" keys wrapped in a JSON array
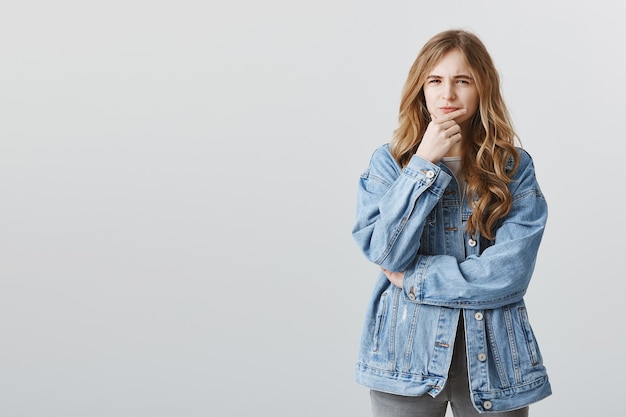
[{"x1": 1, "y1": 1, "x2": 624, "y2": 416}]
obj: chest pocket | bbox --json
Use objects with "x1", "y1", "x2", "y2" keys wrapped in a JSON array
[{"x1": 420, "y1": 186, "x2": 466, "y2": 256}]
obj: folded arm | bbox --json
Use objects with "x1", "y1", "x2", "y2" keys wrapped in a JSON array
[
  {"x1": 352, "y1": 145, "x2": 451, "y2": 272},
  {"x1": 402, "y1": 155, "x2": 548, "y2": 309}
]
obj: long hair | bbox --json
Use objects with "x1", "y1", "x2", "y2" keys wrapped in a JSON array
[{"x1": 390, "y1": 29, "x2": 519, "y2": 240}]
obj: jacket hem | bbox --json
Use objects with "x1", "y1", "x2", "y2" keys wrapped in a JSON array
[
  {"x1": 355, "y1": 363, "x2": 552, "y2": 412},
  {"x1": 355, "y1": 362, "x2": 444, "y2": 397}
]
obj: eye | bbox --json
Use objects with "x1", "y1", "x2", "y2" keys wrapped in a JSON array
[{"x1": 427, "y1": 79, "x2": 441, "y2": 84}]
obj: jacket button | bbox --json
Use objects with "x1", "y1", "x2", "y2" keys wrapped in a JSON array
[
  {"x1": 408, "y1": 292, "x2": 416, "y2": 301},
  {"x1": 426, "y1": 170, "x2": 435, "y2": 178},
  {"x1": 468, "y1": 238, "x2": 477, "y2": 247},
  {"x1": 474, "y1": 312, "x2": 483, "y2": 321},
  {"x1": 483, "y1": 401, "x2": 492, "y2": 410},
  {"x1": 477, "y1": 353, "x2": 487, "y2": 362}
]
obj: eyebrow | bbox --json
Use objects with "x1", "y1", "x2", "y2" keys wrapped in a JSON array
[{"x1": 427, "y1": 74, "x2": 474, "y2": 80}]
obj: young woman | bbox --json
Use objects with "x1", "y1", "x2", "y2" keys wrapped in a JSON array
[{"x1": 352, "y1": 30, "x2": 552, "y2": 416}]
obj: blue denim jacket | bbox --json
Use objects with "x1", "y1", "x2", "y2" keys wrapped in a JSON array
[{"x1": 352, "y1": 144, "x2": 551, "y2": 413}]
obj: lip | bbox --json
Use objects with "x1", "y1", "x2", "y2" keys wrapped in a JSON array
[{"x1": 440, "y1": 107, "x2": 460, "y2": 114}]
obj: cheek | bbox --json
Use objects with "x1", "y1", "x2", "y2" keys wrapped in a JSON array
[
  {"x1": 463, "y1": 95, "x2": 479, "y2": 117},
  {"x1": 423, "y1": 91, "x2": 437, "y2": 113},
  {"x1": 467, "y1": 103, "x2": 479, "y2": 118}
]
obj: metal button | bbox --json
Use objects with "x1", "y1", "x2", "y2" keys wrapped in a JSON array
[
  {"x1": 408, "y1": 292, "x2": 416, "y2": 301},
  {"x1": 477, "y1": 353, "x2": 487, "y2": 362},
  {"x1": 425, "y1": 170, "x2": 435, "y2": 178},
  {"x1": 468, "y1": 238, "x2": 477, "y2": 247},
  {"x1": 483, "y1": 401, "x2": 492, "y2": 410},
  {"x1": 474, "y1": 312, "x2": 483, "y2": 321}
]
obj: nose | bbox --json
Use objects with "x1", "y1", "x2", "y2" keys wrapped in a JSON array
[{"x1": 442, "y1": 83, "x2": 456, "y2": 101}]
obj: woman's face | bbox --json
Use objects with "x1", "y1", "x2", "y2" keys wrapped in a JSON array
[{"x1": 423, "y1": 49, "x2": 479, "y2": 128}]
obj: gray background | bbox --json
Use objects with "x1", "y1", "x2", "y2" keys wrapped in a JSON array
[{"x1": 1, "y1": 1, "x2": 624, "y2": 416}]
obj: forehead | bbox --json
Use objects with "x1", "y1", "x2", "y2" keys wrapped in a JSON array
[{"x1": 428, "y1": 49, "x2": 471, "y2": 75}]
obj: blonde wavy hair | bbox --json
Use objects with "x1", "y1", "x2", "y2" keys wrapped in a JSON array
[{"x1": 390, "y1": 29, "x2": 519, "y2": 240}]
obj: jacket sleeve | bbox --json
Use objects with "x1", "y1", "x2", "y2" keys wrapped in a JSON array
[
  {"x1": 402, "y1": 151, "x2": 548, "y2": 310},
  {"x1": 351, "y1": 145, "x2": 451, "y2": 272}
]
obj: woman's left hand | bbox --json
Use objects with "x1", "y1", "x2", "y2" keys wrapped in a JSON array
[{"x1": 381, "y1": 268, "x2": 405, "y2": 288}]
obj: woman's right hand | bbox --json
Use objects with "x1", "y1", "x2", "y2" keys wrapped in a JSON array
[{"x1": 415, "y1": 108, "x2": 466, "y2": 163}]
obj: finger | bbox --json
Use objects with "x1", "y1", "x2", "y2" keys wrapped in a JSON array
[
  {"x1": 441, "y1": 108, "x2": 467, "y2": 121},
  {"x1": 439, "y1": 119, "x2": 458, "y2": 129},
  {"x1": 447, "y1": 124, "x2": 461, "y2": 135}
]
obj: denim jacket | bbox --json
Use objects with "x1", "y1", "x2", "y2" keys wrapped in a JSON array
[{"x1": 352, "y1": 144, "x2": 551, "y2": 413}]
